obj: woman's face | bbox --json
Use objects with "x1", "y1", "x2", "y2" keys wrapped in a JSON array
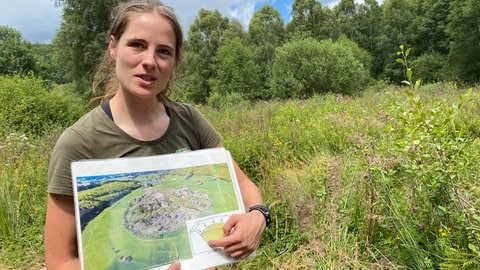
[{"x1": 109, "y1": 12, "x2": 176, "y2": 100}]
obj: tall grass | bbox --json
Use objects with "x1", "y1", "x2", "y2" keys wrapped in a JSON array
[
  {"x1": 1, "y1": 82, "x2": 479, "y2": 269},
  {"x1": 0, "y1": 132, "x2": 54, "y2": 268},
  {"x1": 204, "y1": 82, "x2": 480, "y2": 269}
]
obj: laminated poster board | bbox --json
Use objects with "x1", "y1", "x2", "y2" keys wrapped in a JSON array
[{"x1": 71, "y1": 148, "x2": 247, "y2": 270}]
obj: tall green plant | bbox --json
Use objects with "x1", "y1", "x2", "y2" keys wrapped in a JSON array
[{"x1": 371, "y1": 45, "x2": 480, "y2": 268}]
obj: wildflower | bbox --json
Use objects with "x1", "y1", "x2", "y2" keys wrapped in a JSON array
[{"x1": 438, "y1": 227, "x2": 451, "y2": 237}]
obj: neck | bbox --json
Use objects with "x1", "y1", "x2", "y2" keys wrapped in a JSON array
[
  {"x1": 110, "y1": 93, "x2": 166, "y2": 123},
  {"x1": 108, "y1": 93, "x2": 171, "y2": 141}
]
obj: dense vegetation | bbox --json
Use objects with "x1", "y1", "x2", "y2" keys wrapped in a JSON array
[
  {"x1": 0, "y1": 0, "x2": 479, "y2": 269},
  {"x1": 1, "y1": 77, "x2": 479, "y2": 269},
  {"x1": 2, "y1": 0, "x2": 479, "y2": 100}
]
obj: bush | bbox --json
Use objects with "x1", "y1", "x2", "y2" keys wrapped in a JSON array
[
  {"x1": 207, "y1": 91, "x2": 249, "y2": 109},
  {"x1": 209, "y1": 39, "x2": 262, "y2": 100},
  {"x1": 374, "y1": 88, "x2": 480, "y2": 268},
  {"x1": 411, "y1": 52, "x2": 447, "y2": 83},
  {"x1": 269, "y1": 38, "x2": 371, "y2": 99},
  {"x1": 0, "y1": 74, "x2": 86, "y2": 137}
]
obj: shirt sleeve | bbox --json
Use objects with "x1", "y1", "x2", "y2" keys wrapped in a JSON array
[{"x1": 47, "y1": 127, "x2": 91, "y2": 195}]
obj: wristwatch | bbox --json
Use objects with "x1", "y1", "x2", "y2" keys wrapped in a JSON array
[{"x1": 248, "y1": 204, "x2": 271, "y2": 227}]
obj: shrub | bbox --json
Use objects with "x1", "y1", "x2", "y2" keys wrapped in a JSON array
[
  {"x1": 206, "y1": 91, "x2": 249, "y2": 109},
  {"x1": 209, "y1": 39, "x2": 262, "y2": 100},
  {"x1": 411, "y1": 52, "x2": 447, "y2": 83},
  {"x1": 0, "y1": 74, "x2": 86, "y2": 137},
  {"x1": 269, "y1": 38, "x2": 371, "y2": 99}
]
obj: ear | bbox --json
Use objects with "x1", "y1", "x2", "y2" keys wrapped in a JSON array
[{"x1": 109, "y1": 35, "x2": 117, "y2": 60}]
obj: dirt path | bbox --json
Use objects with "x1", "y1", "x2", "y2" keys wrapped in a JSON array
[{"x1": 325, "y1": 157, "x2": 342, "y2": 237}]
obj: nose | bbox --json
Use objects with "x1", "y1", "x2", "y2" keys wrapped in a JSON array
[{"x1": 142, "y1": 50, "x2": 157, "y2": 69}]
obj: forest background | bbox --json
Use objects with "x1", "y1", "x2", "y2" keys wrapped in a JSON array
[{"x1": 0, "y1": 0, "x2": 479, "y2": 269}]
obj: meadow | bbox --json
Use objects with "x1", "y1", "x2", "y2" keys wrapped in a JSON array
[{"x1": 1, "y1": 81, "x2": 479, "y2": 269}]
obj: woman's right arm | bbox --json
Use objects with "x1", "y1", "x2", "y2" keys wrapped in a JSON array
[{"x1": 44, "y1": 193, "x2": 80, "y2": 270}]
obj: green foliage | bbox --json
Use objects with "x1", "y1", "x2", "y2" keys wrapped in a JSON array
[
  {"x1": 248, "y1": 5, "x2": 285, "y2": 47},
  {"x1": 377, "y1": 0, "x2": 417, "y2": 82},
  {"x1": 362, "y1": 46, "x2": 480, "y2": 268},
  {"x1": 396, "y1": 44, "x2": 421, "y2": 89},
  {"x1": 411, "y1": 52, "x2": 448, "y2": 83},
  {"x1": 248, "y1": 5, "x2": 285, "y2": 95},
  {"x1": 377, "y1": 87, "x2": 480, "y2": 268},
  {"x1": 269, "y1": 38, "x2": 371, "y2": 98},
  {"x1": 0, "y1": 132, "x2": 53, "y2": 267},
  {"x1": 334, "y1": 0, "x2": 358, "y2": 41},
  {"x1": 0, "y1": 75, "x2": 86, "y2": 136},
  {"x1": 31, "y1": 43, "x2": 67, "y2": 85},
  {"x1": 184, "y1": 9, "x2": 230, "y2": 104},
  {"x1": 207, "y1": 91, "x2": 249, "y2": 110},
  {"x1": 446, "y1": 0, "x2": 480, "y2": 83},
  {"x1": 353, "y1": 0, "x2": 383, "y2": 76},
  {"x1": 286, "y1": 0, "x2": 335, "y2": 41},
  {"x1": 209, "y1": 39, "x2": 261, "y2": 100},
  {"x1": 414, "y1": 0, "x2": 450, "y2": 55},
  {"x1": 0, "y1": 26, "x2": 36, "y2": 76},
  {"x1": 53, "y1": 0, "x2": 116, "y2": 93},
  {"x1": 1, "y1": 81, "x2": 479, "y2": 269},
  {"x1": 337, "y1": 34, "x2": 373, "y2": 74}
]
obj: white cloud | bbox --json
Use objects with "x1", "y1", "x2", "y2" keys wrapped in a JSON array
[
  {"x1": 228, "y1": 1, "x2": 257, "y2": 28},
  {"x1": 163, "y1": 0, "x2": 266, "y2": 33}
]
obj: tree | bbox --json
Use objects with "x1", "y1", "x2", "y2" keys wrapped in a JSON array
[
  {"x1": 286, "y1": 0, "x2": 335, "y2": 41},
  {"x1": 248, "y1": 5, "x2": 285, "y2": 97},
  {"x1": 0, "y1": 26, "x2": 36, "y2": 75},
  {"x1": 209, "y1": 38, "x2": 261, "y2": 101},
  {"x1": 224, "y1": 19, "x2": 246, "y2": 43},
  {"x1": 415, "y1": 0, "x2": 451, "y2": 55},
  {"x1": 53, "y1": 0, "x2": 118, "y2": 94},
  {"x1": 334, "y1": 0, "x2": 358, "y2": 40},
  {"x1": 447, "y1": 0, "x2": 480, "y2": 83},
  {"x1": 377, "y1": 0, "x2": 417, "y2": 81},
  {"x1": 354, "y1": 0, "x2": 383, "y2": 76},
  {"x1": 31, "y1": 44, "x2": 67, "y2": 84},
  {"x1": 183, "y1": 9, "x2": 230, "y2": 103},
  {"x1": 248, "y1": 5, "x2": 285, "y2": 47}
]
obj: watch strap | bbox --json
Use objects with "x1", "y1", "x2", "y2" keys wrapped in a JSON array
[{"x1": 248, "y1": 204, "x2": 271, "y2": 227}]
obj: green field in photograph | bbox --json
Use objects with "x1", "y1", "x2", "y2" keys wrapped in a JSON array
[{"x1": 81, "y1": 165, "x2": 239, "y2": 269}]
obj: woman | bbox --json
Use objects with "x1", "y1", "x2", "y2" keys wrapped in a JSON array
[{"x1": 44, "y1": 1, "x2": 268, "y2": 269}]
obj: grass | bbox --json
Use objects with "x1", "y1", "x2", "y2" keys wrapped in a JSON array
[{"x1": 1, "y1": 82, "x2": 479, "y2": 269}]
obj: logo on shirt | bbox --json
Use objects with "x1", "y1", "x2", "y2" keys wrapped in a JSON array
[{"x1": 175, "y1": 148, "x2": 190, "y2": 153}]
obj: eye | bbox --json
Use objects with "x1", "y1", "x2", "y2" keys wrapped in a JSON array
[
  {"x1": 128, "y1": 40, "x2": 146, "y2": 50},
  {"x1": 157, "y1": 48, "x2": 173, "y2": 57}
]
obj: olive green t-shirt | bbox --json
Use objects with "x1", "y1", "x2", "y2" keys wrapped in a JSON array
[{"x1": 48, "y1": 102, "x2": 221, "y2": 195}]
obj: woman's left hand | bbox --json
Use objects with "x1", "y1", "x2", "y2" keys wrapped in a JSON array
[{"x1": 207, "y1": 210, "x2": 266, "y2": 259}]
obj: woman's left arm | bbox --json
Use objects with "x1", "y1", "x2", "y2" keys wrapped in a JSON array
[{"x1": 208, "y1": 145, "x2": 267, "y2": 259}]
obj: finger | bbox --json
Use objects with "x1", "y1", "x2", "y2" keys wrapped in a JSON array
[
  {"x1": 224, "y1": 247, "x2": 251, "y2": 260},
  {"x1": 222, "y1": 214, "x2": 238, "y2": 236},
  {"x1": 208, "y1": 233, "x2": 231, "y2": 248},
  {"x1": 167, "y1": 261, "x2": 181, "y2": 270}
]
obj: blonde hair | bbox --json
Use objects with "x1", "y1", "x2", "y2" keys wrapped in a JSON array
[{"x1": 92, "y1": 0, "x2": 183, "y2": 106}]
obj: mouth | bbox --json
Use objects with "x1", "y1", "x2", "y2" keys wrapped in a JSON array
[{"x1": 136, "y1": 74, "x2": 157, "y2": 82}]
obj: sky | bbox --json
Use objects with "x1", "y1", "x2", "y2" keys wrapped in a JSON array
[{"x1": 0, "y1": 0, "x2": 376, "y2": 44}]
